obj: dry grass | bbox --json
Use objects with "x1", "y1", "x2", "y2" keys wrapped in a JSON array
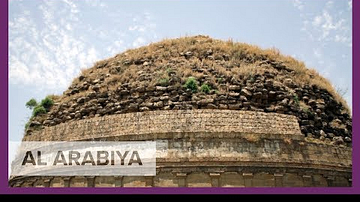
[
  {"x1": 329, "y1": 119, "x2": 347, "y2": 129},
  {"x1": 105, "y1": 75, "x2": 122, "y2": 86},
  {"x1": 299, "y1": 101, "x2": 310, "y2": 112},
  {"x1": 61, "y1": 91, "x2": 88, "y2": 103},
  {"x1": 63, "y1": 35, "x2": 349, "y2": 112},
  {"x1": 181, "y1": 68, "x2": 194, "y2": 78}
]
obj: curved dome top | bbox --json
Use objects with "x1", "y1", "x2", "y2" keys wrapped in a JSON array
[{"x1": 24, "y1": 35, "x2": 352, "y2": 145}]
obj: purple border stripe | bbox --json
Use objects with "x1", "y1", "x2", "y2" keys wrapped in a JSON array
[
  {"x1": 352, "y1": 0, "x2": 359, "y2": 190},
  {"x1": 1, "y1": 0, "x2": 359, "y2": 194},
  {"x1": 1, "y1": 0, "x2": 9, "y2": 193},
  {"x1": 1, "y1": 187, "x2": 358, "y2": 195}
]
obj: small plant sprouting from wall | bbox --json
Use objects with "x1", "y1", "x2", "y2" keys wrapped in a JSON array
[
  {"x1": 40, "y1": 96, "x2": 54, "y2": 112},
  {"x1": 184, "y1": 77, "x2": 198, "y2": 93},
  {"x1": 24, "y1": 96, "x2": 54, "y2": 130},
  {"x1": 200, "y1": 84, "x2": 211, "y2": 94},
  {"x1": 24, "y1": 122, "x2": 30, "y2": 130},
  {"x1": 166, "y1": 67, "x2": 175, "y2": 74},
  {"x1": 32, "y1": 105, "x2": 47, "y2": 116},
  {"x1": 248, "y1": 73, "x2": 255, "y2": 83},
  {"x1": 25, "y1": 98, "x2": 37, "y2": 109},
  {"x1": 299, "y1": 101, "x2": 310, "y2": 113},
  {"x1": 293, "y1": 94, "x2": 300, "y2": 107},
  {"x1": 158, "y1": 77, "x2": 169, "y2": 87}
]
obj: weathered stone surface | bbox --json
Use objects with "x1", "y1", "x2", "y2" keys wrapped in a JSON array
[
  {"x1": 241, "y1": 89, "x2": 252, "y2": 97},
  {"x1": 229, "y1": 85, "x2": 241, "y2": 91},
  {"x1": 308, "y1": 99, "x2": 316, "y2": 106},
  {"x1": 17, "y1": 36, "x2": 352, "y2": 188},
  {"x1": 265, "y1": 79, "x2": 273, "y2": 87},
  {"x1": 154, "y1": 101, "x2": 164, "y2": 108},
  {"x1": 15, "y1": 111, "x2": 351, "y2": 187},
  {"x1": 228, "y1": 92, "x2": 240, "y2": 97},
  {"x1": 156, "y1": 86, "x2": 167, "y2": 91},
  {"x1": 243, "y1": 102, "x2": 251, "y2": 107},
  {"x1": 197, "y1": 99, "x2": 214, "y2": 106},
  {"x1": 29, "y1": 121, "x2": 41, "y2": 127},
  {"x1": 284, "y1": 78, "x2": 294, "y2": 87},
  {"x1": 269, "y1": 91, "x2": 276, "y2": 97},
  {"x1": 228, "y1": 104, "x2": 241, "y2": 110},
  {"x1": 128, "y1": 103, "x2": 138, "y2": 111},
  {"x1": 160, "y1": 96, "x2": 169, "y2": 101},
  {"x1": 320, "y1": 130, "x2": 326, "y2": 137},
  {"x1": 219, "y1": 104, "x2": 228, "y2": 109},
  {"x1": 185, "y1": 51, "x2": 193, "y2": 56},
  {"x1": 333, "y1": 136, "x2": 344, "y2": 145},
  {"x1": 139, "y1": 107, "x2": 150, "y2": 111},
  {"x1": 205, "y1": 104, "x2": 218, "y2": 109},
  {"x1": 253, "y1": 92, "x2": 262, "y2": 99},
  {"x1": 24, "y1": 110, "x2": 302, "y2": 142},
  {"x1": 239, "y1": 95, "x2": 247, "y2": 102}
]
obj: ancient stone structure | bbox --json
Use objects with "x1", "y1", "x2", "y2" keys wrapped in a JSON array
[{"x1": 10, "y1": 36, "x2": 352, "y2": 187}]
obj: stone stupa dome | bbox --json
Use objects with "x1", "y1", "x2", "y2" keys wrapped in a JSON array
[{"x1": 11, "y1": 35, "x2": 352, "y2": 187}]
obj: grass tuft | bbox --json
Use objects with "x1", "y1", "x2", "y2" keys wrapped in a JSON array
[{"x1": 184, "y1": 77, "x2": 198, "y2": 92}]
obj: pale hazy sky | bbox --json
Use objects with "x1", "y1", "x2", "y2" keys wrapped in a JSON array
[{"x1": 9, "y1": 0, "x2": 352, "y2": 141}]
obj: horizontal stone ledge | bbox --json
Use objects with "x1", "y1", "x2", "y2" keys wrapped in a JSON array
[
  {"x1": 156, "y1": 158, "x2": 351, "y2": 167},
  {"x1": 154, "y1": 162, "x2": 352, "y2": 173},
  {"x1": 50, "y1": 131, "x2": 305, "y2": 142},
  {"x1": 24, "y1": 109, "x2": 302, "y2": 141}
]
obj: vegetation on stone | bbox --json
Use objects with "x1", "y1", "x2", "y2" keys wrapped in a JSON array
[
  {"x1": 25, "y1": 96, "x2": 54, "y2": 130},
  {"x1": 158, "y1": 77, "x2": 169, "y2": 87},
  {"x1": 25, "y1": 98, "x2": 37, "y2": 109},
  {"x1": 22, "y1": 35, "x2": 352, "y2": 146},
  {"x1": 32, "y1": 105, "x2": 46, "y2": 116},
  {"x1": 184, "y1": 77, "x2": 198, "y2": 93},
  {"x1": 40, "y1": 96, "x2": 54, "y2": 111},
  {"x1": 200, "y1": 84, "x2": 211, "y2": 94}
]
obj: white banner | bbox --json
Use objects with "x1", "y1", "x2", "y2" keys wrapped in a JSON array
[{"x1": 10, "y1": 141, "x2": 156, "y2": 176}]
